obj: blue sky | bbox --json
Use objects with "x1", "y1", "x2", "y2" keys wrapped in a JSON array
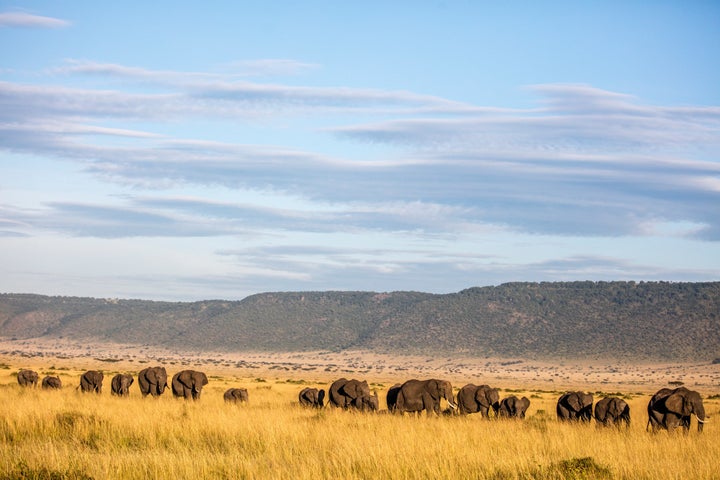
[{"x1": 1, "y1": 1, "x2": 718, "y2": 301}]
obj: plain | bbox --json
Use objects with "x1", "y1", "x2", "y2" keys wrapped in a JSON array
[{"x1": 0, "y1": 359, "x2": 718, "y2": 480}]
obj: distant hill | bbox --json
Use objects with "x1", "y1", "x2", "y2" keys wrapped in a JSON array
[{"x1": 1, "y1": 282, "x2": 718, "y2": 362}]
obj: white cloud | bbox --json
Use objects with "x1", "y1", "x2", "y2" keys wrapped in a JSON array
[{"x1": 0, "y1": 11, "x2": 69, "y2": 28}]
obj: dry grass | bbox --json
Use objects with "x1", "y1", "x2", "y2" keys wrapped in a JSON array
[{"x1": 0, "y1": 363, "x2": 718, "y2": 479}]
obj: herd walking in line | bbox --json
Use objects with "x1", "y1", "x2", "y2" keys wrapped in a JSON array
[{"x1": 14, "y1": 368, "x2": 708, "y2": 432}]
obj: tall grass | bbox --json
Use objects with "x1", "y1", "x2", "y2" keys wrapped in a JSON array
[{"x1": 0, "y1": 366, "x2": 718, "y2": 479}]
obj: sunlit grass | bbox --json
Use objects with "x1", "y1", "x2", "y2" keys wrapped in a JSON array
[{"x1": 0, "y1": 365, "x2": 718, "y2": 479}]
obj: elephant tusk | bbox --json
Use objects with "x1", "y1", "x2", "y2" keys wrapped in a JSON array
[
  {"x1": 694, "y1": 414, "x2": 708, "y2": 424},
  {"x1": 448, "y1": 401, "x2": 457, "y2": 409}
]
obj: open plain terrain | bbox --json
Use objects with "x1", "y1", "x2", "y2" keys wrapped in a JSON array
[{"x1": 1, "y1": 338, "x2": 719, "y2": 479}]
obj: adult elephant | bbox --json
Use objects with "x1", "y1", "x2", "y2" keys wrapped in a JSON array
[
  {"x1": 456, "y1": 384, "x2": 500, "y2": 417},
  {"x1": 647, "y1": 387, "x2": 706, "y2": 432},
  {"x1": 594, "y1": 396, "x2": 630, "y2": 427},
  {"x1": 79, "y1": 370, "x2": 103, "y2": 394},
  {"x1": 17, "y1": 369, "x2": 39, "y2": 387},
  {"x1": 499, "y1": 395, "x2": 531, "y2": 419},
  {"x1": 137, "y1": 366, "x2": 168, "y2": 397},
  {"x1": 172, "y1": 370, "x2": 208, "y2": 400},
  {"x1": 111, "y1": 373, "x2": 134, "y2": 397},
  {"x1": 299, "y1": 387, "x2": 325, "y2": 408},
  {"x1": 386, "y1": 384, "x2": 402, "y2": 412},
  {"x1": 42, "y1": 375, "x2": 62, "y2": 389},
  {"x1": 557, "y1": 391, "x2": 593, "y2": 422},
  {"x1": 329, "y1": 378, "x2": 376, "y2": 411},
  {"x1": 224, "y1": 388, "x2": 249, "y2": 403},
  {"x1": 395, "y1": 379, "x2": 457, "y2": 415}
]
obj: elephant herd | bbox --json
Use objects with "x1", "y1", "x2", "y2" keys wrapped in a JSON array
[
  {"x1": 15, "y1": 367, "x2": 246, "y2": 404},
  {"x1": 16, "y1": 368, "x2": 708, "y2": 432},
  {"x1": 303, "y1": 378, "x2": 706, "y2": 433}
]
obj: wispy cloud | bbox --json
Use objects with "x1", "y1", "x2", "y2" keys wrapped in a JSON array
[
  {"x1": 0, "y1": 11, "x2": 69, "y2": 28},
  {"x1": 1, "y1": 63, "x2": 719, "y2": 242}
]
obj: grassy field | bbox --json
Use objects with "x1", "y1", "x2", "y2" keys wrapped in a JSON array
[{"x1": 0, "y1": 362, "x2": 718, "y2": 479}]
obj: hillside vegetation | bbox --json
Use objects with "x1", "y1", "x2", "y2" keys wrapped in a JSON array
[{"x1": 1, "y1": 281, "x2": 718, "y2": 361}]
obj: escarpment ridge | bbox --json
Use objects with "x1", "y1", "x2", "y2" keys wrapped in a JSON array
[{"x1": 0, "y1": 281, "x2": 718, "y2": 362}]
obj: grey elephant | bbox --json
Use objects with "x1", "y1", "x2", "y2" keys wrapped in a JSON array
[
  {"x1": 137, "y1": 366, "x2": 168, "y2": 397},
  {"x1": 42, "y1": 375, "x2": 62, "y2": 389},
  {"x1": 395, "y1": 379, "x2": 457, "y2": 415},
  {"x1": 647, "y1": 387, "x2": 706, "y2": 432},
  {"x1": 456, "y1": 384, "x2": 500, "y2": 417},
  {"x1": 329, "y1": 378, "x2": 377, "y2": 411},
  {"x1": 17, "y1": 369, "x2": 39, "y2": 387},
  {"x1": 594, "y1": 396, "x2": 630, "y2": 427},
  {"x1": 299, "y1": 387, "x2": 325, "y2": 408},
  {"x1": 386, "y1": 383, "x2": 402, "y2": 412},
  {"x1": 499, "y1": 395, "x2": 530, "y2": 419},
  {"x1": 172, "y1": 370, "x2": 208, "y2": 400},
  {"x1": 557, "y1": 391, "x2": 593, "y2": 422},
  {"x1": 79, "y1": 370, "x2": 104, "y2": 394},
  {"x1": 111, "y1": 373, "x2": 134, "y2": 397},
  {"x1": 224, "y1": 388, "x2": 249, "y2": 403}
]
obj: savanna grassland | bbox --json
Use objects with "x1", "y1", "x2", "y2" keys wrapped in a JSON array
[{"x1": 1, "y1": 359, "x2": 719, "y2": 480}]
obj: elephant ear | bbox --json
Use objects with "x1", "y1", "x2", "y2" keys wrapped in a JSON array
[
  {"x1": 665, "y1": 393, "x2": 687, "y2": 416},
  {"x1": 567, "y1": 394, "x2": 582, "y2": 412}
]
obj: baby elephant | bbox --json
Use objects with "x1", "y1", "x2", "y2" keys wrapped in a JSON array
[
  {"x1": 17, "y1": 369, "x2": 39, "y2": 387},
  {"x1": 299, "y1": 387, "x2": 326, "y2": 408},
  {"x1": 42, "y1": 376, "x2": 62, "y2": 389},
  {"x1": 594, "y1": 396, "x2": 630, "y2": 427},
  {"x1": 224, "y1": 388, "x2": 249, "y2": 403},
  {"x1": 498, "y1": 396, "x2": 531, "y2": 419},
  {"x1": 111, "y1": 373, "x2": 134, "y2": 397}
]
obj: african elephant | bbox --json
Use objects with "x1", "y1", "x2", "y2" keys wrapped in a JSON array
[
  {"x1": 299, "y1": 387, "x2": 325, "y2": 408},
  {"x1": 594, "y1": 396, "x2": 630, "y2": 427},
  {"x1": 79, "y1": 370, "x2": 104, "y2": 394},
  {"x1": 42, "y1": 375, "x2": 62, "y2": 389},
  {"x1": 386, "y1": 383, "x2": 402, "y2": 412},
  {"x1": 329, "y1": 378, "x2": 376, "y2": 411},
  {"x1": 647, "y1": 387, "x2": 706, "y2": 432},
  {"x1": 111, "y1": 373, "x2": 134, "y2": 397},
  {"x1": 363, "y1": 391, "x2": 379, "y2": 411},
  {"x1": 224, "y1": 388, "x2": 249, "y2": 403},
  {"x1": 171, "y1": 370, "x2": 208, "y2": 400},
  {"x1": 456, "y1": 384, "x2": 500, "y2": 417},
  {"x1": 17, "y1": 369, "x2": 39, "y2": 387},
  {"x1": 137, "y1": 366, "x2": 168, "y2": 397},
  {"x1": 395, "y1": 379, "x2": 457, "y2": 415},
  {"x1": 499, "y1": 395, "x2": 531, "y2": 419},
  {"x1": 557, "y1": 391, "x2": 593, "y2": 422}
]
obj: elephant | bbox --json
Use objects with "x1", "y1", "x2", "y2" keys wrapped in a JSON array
[
  {"x1": 224, "y1": 388, "x2": 249, "y2": 403},
  {"x1": 42, "y1": 375, "x2": 62, "y2": 389},
  {"x1": 328, "y1": 378, "x2": 376, "y2": 411},
  {"x1": 363, "y1": 391, "x2": 379, "y2": 411},
  {"x1": 17, "y1": 369, "x2": 39, "y2": 387},
  {"x1": 456, "y1": 384, "x2": 500, "y2": 417},
  {"x1": 499, "y1": 395, "x2": 531, "y2": 419},
  {"x1": 298, "y1": 387, "x2": 325, "y2": 408},
  {"x1": 386, "y1": 383, "x2": 402, "y2": 412},
  {"x1": 557, "y1": 391, "x2": 593, "y2": 422},
  {"x1": 394, "y1": 379, "x2": 457, "y2": 415},
  {"x1": 110, "y1": 373, "x2": 134, "y2": 397},
  {"x1": 171, "y1": 370, "x2": 208, "y2": 400},
  {"x1": 647, "y1": 387, "x2": 706, "y2": 432},
  {"x1": 594, "y1": 396, "x2": 630, "y2": 427},
  {"x1": 137, "y1": 366, "x2": 168, "y2": 397},
  {"x1": 79, "y1": 370, "x2": 104, "y2": 394}
]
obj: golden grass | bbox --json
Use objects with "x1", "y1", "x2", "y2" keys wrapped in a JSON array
[{"x1": 0, "y1": 363, "x2": 718, "y2": 479}]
